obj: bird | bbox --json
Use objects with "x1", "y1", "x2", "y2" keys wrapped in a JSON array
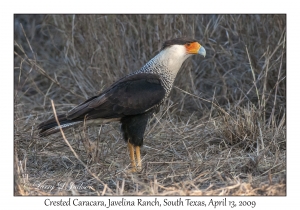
[{"x1": 38, "y1": 37, "x2": 206, "y2": 172}]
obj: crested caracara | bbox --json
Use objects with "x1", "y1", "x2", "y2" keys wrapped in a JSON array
[{"x1": 38, "y1": 37, "x2": 206, "y2": 172}]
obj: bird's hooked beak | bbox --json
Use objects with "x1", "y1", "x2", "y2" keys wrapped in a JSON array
[{"x1": 198, "y1": 46, "x2": 206, "y2": 57}]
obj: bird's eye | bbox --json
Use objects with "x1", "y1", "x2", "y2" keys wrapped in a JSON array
[{"x1": 186, "y1": 43, "x2": 191, "y2": 47}]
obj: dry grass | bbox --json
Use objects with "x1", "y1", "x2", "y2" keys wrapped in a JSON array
[{"x1": 14, "y1": 14, "x2": 286, "y2": 196}]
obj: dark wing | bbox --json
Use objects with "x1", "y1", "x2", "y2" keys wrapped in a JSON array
[{"x1": 66, "y1": 73, "x2": 166, "y2": 120}]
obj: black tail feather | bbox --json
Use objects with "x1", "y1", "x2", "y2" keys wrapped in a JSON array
[{"x1": 38, "y1": 114, "x2": 81, "y2": 137}]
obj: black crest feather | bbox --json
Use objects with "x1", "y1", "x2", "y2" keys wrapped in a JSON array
[{"x1": 161, "y1": 37, "x2": 197, "y2": 50}]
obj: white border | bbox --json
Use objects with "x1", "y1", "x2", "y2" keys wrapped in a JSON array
[{"x1": 5, "y1": 0, "x2": 297, "y2": 209}]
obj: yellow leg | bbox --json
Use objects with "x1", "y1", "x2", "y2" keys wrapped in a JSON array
[
  {"x1": 127, "y1": 141, "x2": 136, "y2": 172},
  {"x1": 136, "y1": 146, "x2": 142, "y2": 171}
]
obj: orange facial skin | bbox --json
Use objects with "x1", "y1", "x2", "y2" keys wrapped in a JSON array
[{"x1": 185, "y1": 42, "x2": 201, "y2": 54}]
